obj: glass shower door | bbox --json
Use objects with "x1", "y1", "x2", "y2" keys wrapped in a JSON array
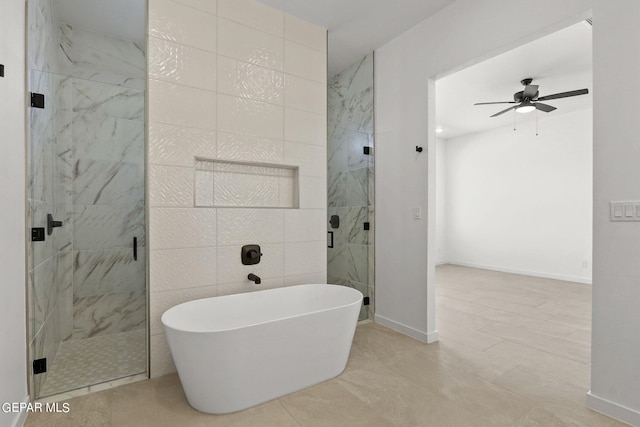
[
  {"x1": 327, "y1": 53, "x2": 375, "y2": 321},
  {"x1": 27, "y1": 0, "x2": 147, "y2": 399}
]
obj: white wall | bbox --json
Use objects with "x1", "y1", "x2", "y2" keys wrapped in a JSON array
[
  {"x1": 443, "y1": 109, "x2": 593, "y2": 284},
  {"x1": 0, "y1": 1, "x2": 29, "y2": 426},
  {"x1": 374, "y1": 0, "x2": 592, "y2": 342},
  {"x1": 588, "y1": 0, "x2": 640, "y2": 424},
  {"x1": 147, "y1": 0, "x2": 328, "y2": 377},
  {"x1": 435, "y1": 138, "x2": 446, "y2": 264}
]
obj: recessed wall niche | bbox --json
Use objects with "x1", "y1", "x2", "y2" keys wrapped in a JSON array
[{"x1": 195, "y1": 158, "x2": 299, "y2": 208}]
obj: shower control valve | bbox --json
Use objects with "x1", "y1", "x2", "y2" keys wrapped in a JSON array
[{"x1": 241, "y1": 244, "x2": 262, "y2": 265}]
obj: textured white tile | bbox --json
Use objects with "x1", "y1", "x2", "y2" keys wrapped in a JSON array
[
  {"x1": 149, "y1": 79, "x2": 216, "y2": 129},
  {"x1": 217, "y1": 131, "x2": 284, "y2": 164},
  {"x1": 148, "y1": 121, "x2": 217, "y2": 167},
  {"x1": 284, "y1": 272, "x2": 328, "y2": 286},
  {"x1": 285, "y1": 41, "x2": 326, "y2": 82},
  {"x1": 213, "y1": 171, "x2": 281, "y2": 207},
  {"x1": 150, "y1": 334, "x2": 176, "y2": 378},
  {"x1": 150, "y1": 207, "x2": 216, "y2": 249},
  {"x1": 279, "y1": 175, "x2": 297, "y2": 208},
  {"x1": 217, "y1": 243, "x2": 284, "y2": 284},
  {"x1": 284, "y1": 141, "x2": 326, "y2": 177},
  {"x1": 217, "y1": 208, "x2": 284, "y2": 245},
  {"x1": 299, "y1": 176, "x2": 327, "y2": 209},
  {"x1": 173, "y1": 0, "x2": 217, "y2": 14},
  {"x1": 150, "y1": 247, "x2": 217, "y2": 292},
  {"x1": 285, "y1": 241, "x2": 327, "y2": 276},
  {"x1": 194, "y1": 169, "x2": 214, "y2": 207},
  {"x1": 285, "y1": 108, "x2": 326, "y2": 146},
  {"x1": 149, "y1": 285, "x2": 217, "y2": 336},
  {"x1": 218, "y1": 0, "x2": 283, "y2": 37},
  {"x1": 284, "y1": 209, "x2": 327, "y2": 243},
  {"x1": 149, "y1": 37, "x2": 216, "y2": 90},
  {"x1": 284, "y1": 14, "x2": 326, "y2": 52},
  {"x1": 149, "y1": 165, "x2": 194, "y2": 207},
  {"x1": 217, "y1": 94, "x2": 283, "y2": 139},
  {"x1": 217, "y1": 56, "x2": 283, "y2": 105},
  {"x1": 284, "y1": 75, "x2": 326, "y2": 115},
  {"x1": 217, "y1": 18, "x2": 283, "y2": 71},
  {"x1": 149, "y1": 0, "x2": 216, "y2": 52}
]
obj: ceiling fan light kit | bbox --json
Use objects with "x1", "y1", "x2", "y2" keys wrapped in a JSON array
[{"x1": 474, "y1": 77, "x2": 589, "y2": 117}]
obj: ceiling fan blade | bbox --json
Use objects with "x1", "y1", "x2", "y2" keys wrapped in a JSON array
[
  {"x1": 490, "y1": 105, "x2": 518, "y2": 117},
  {"x1": 474, "y1": 101, "x2": 517, "y2": 105},
  {"x1": 523, "y1": 84, "x2": 539, "y2": 99},
  {"x1": 535, "y1": 102, "x2": 556, "y2": 113},
  {"x1": 537, "y1": 88, "x2": 589, "y2": 101}
]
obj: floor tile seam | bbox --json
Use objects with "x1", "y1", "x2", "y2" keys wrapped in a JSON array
[{"x1": 275, "y1": 398, "x2": 304, "y2": 427}]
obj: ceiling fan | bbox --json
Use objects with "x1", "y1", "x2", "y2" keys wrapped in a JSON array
[{"x1": 474, "y1": 78, "x2": 589, "y2": 117}]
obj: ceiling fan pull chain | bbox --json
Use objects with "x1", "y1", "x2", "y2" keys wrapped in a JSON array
[
  {"x1": 513, "y1": 110, "x2": 516, "y2": 131},
  {"x1": 536, "y1": 109, "x2": 539, "y2": 136}
]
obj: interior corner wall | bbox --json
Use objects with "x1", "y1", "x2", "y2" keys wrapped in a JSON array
[
  {"x1": 0, "y1": 1, "x2": 29, "y2": 426},
  {"x1": 374, "y1": 0, "x2": 592, "y2": 343},
  {"x1": 588, "y1": 0, "x2": 640, "y2": 424},
  {"x1": 443, "y1": 109, "x2": 593, "y2": 284}
]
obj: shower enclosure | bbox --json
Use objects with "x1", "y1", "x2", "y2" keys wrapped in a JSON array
[
  {"x1": 327, "y1": 54, "x2": 375, "y2": 320},
  {"x1": 26, "y1": 0, "x2": 147, "y2": 398}
]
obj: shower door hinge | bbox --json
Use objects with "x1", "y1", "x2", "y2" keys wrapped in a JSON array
[
  {"x1": 363, "y1": 222, "x2": 370, "y2": 231},
  {"x1": 363, "y1": 146, "x2": 371, "y2": 155},
  {"x1": 31, "y1": 227, "x2": 45, "y2": 242},
  {"x1": 31, "y1": 92, "x2": 45, "y2": 109},
  {"x1": 33, "y1": 358, "x2": 47, "y2": 375},
  {"x1": 363, "y1": 297, "x2": 370, "y2": 306},
  {"x1": 0, "y1": 64, "x2": 4, "y2": 77}
]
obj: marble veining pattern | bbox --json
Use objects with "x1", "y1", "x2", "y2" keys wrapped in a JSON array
[
  {"x1": 327, "y1": 53, "x2": 375, "y2": 320},
  {"x1": 73, "y1": 291, "x2": 146, "y2": 339}
]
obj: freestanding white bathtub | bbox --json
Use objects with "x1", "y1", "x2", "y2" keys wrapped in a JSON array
[{"x1": 161, "y1": 284, "x2": 363, "y2": 414}]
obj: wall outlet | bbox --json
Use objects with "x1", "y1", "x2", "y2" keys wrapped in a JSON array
[{"x1": 582, "y1": 260, "x2": 589, "y2": 269}]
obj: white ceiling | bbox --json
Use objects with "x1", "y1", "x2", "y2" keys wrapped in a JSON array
[
  {"x1": 257, "y1": 0, "x2": 457, "y2": 75},
  {"x1": 54, "y1": 0, "x2": 146, "y2": 43},
  {"x1": 436, "y1": 22, "x2": 592, "y2": 140}
]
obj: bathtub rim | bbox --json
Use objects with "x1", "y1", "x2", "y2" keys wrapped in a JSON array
[{"x1": 161, "y1": 283, "x2": 363, "y2": 334}]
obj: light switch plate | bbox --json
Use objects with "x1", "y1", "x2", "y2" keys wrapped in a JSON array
[{"x1": 610, "y1": 201, "x2": 640, "y2": 221}]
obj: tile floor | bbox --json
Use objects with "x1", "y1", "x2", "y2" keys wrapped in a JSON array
[
  {"x1": 26, "y1": 265, "x2": 629, "y2": 426},
  {"x1": 40, "y1": 329, "x2": 146, "y2": 397}
]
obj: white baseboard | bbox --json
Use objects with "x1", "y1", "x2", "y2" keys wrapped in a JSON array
[
  {"x1": 374, "y1": 314, "x2": 438, "y2": 344},
  {"x1": 442, "y1": 260, "x2": 592, "y2": 285},
  {"x1": 9, "y1": 395, "x2": 30, "y2": 427},
  {"x1": 587, "y1": 391, "x2": 640, "y2": 426}
]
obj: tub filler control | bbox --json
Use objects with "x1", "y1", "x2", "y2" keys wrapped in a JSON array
[{"x1": 241, "y1": 244, "x2": 262, "y2": 265}]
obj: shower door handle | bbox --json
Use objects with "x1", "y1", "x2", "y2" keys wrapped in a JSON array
[{"x1": 133, "y1": 237, "x2": 138, "y2": 261}]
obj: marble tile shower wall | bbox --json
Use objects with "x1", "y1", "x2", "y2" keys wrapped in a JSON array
[
  {"x1": 27, "y1": 0, "x2": 72, "y2": 395},
  {"x1": 67, "y1": 28, "x2": 146, "y2": 340},
  {"x1": 147, "y1": 0, "x2": 328, "y2": 377},
  {"x1": 327, "y1": 54, "x2": 375, "y2": 319}
]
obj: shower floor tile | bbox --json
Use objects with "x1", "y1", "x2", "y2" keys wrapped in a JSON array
[{"x1": 40, "y1": 329, "x2": 146, "y2": 397}]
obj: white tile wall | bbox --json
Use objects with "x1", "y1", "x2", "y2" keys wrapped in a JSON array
[
  {"x1": 217, "y1": 0, "x2": 283, "y2": 37},
  {"x1": 284, "y1": 41, "x2": 326, "y2": 83},
  {"x1": 284, "y1": 14, "x2": 327, "y2": 53},
  {"x1": 284, "y1": 108, "x2": 327, "y2": 146},
  {"x1": 217, "y1": 94, "x2": 283, "y2": 139},
  {"x1": 149, "y1": 0, "x2": 217, "y2": 52},
  {"x1": 148, "y1": 0, "x2": 327, "y2": 378},
  {"x1": 217, "y1": 18, "x2": 283, "y2": 71},
  {"x1": 149, "y1": 79, "x2": 217, "y2": 129}
]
